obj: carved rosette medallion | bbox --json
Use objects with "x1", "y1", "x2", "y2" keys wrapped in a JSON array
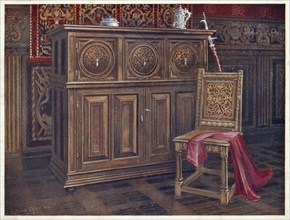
[
  {"x1": 171, "y1": 43, "x2": 198, "y2": 75},
  {"x1": 128, "y1": 43, "x2": 159, "y2": 77},
  {"x1": 79, "y1": 41, "x2": 115, "y2": 79}
]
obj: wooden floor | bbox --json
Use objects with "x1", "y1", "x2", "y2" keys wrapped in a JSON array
[{"x1": 4, "y1": 133, "x2": 285, "y2": 217}]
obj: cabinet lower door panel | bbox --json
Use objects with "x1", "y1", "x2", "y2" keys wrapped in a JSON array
[
  {"x1": 146, "y1": 90, "x2": 171, "y2": 161},
  {"x1": 77, "y1": 93, "x2": 110, "y2": 171},
  {"x1": 113, "y1": 94, "x2": 141, "y2": 159},
  {"x1": 175, "y1": 91, "x2": 195, "y2": 136}
]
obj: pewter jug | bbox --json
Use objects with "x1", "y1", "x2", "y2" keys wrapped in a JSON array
[
  {"x1": 101, "y1": 16, "x2": 119, "y2": 26},
  {"x1": 173, "y1": 5, "x2": 191, "y2": 29}
]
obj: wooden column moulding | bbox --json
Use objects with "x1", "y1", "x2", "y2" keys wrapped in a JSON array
[{"x1": 5, "y1": 5, "x2": 30, "y2": 171}]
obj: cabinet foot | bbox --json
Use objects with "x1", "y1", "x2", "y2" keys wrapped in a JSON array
[{"x1": 65, "y1": 187, "x2": 76, "y2": 193}]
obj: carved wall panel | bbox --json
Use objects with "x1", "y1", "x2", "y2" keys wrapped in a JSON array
[
  {"x1": 30, "y1": 66, "x2": 52, "y2": 143},
  {"x1": 196, "y1": 18, "x2": 285, "y2": 49},
  {"x1": 272, "y1": 58, "x2": 285, "y2": 124},
  {"x1": 256, "y1": 56, "x2": 285, "y2": 127}
]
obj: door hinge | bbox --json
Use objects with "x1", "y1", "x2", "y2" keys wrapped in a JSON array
[
  {"x1": 76, "y1": 152, "x2": 80, "y2": 159},
  {"x1": 76, "y1": 42, "x2": 79, "y2": 50},
  {"x1": 76, "y1": 100, "x2": 79, "y2": 108}
]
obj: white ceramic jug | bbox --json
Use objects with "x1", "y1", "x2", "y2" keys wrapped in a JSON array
[{"x1": 173, "y1": 5, "x2": 191, "y2": 29}]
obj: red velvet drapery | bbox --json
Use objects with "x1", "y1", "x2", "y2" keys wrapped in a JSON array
[{"x1": 187, "y1": 132, "x2": 273, "y2": 201}]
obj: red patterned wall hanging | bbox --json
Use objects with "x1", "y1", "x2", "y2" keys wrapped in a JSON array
[{"x1": 30, "y1": 4, "x2": 284, "y2": 63}]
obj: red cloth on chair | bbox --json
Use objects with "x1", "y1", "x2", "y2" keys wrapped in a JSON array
[{"x1": 187, "y1": 131, "x2": 273, "y2": 201}]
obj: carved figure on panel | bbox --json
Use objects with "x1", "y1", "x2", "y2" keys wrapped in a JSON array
[
  {"x1": 5, "y1": 9, "x2": 26, "y2": 43},
  {"x1": 256, "y1": 23, "x2": 270, "y2": 46},
  {"x1": 268, "y1": 25, "x2": 285, "y2": 45}
]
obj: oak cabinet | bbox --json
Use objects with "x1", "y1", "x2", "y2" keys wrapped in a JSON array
[{"x1": 48, "y1": 25, "x2": 213, "y2": 189}]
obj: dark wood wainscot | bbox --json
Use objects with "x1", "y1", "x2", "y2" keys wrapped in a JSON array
[{"x1": 48, "y1": 25, "x2": 214, "y2": 190}]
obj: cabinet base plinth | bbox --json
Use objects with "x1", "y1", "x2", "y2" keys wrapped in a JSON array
[{"x1": 49, "y1": 158, "x2": 176, "y2": 188}]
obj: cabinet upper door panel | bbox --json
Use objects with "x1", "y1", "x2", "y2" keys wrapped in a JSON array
[
  {"x1": 124, "y1": 38, "x2": 165, "y2": 80},
  {"x1": 169, "y1": 40, "x2": 205, "y2": 79},
  {"x1": 76, "y1": 38, "x2": 118, "y2": 81}
]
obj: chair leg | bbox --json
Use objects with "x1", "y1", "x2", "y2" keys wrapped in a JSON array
[
  {"x1": 220, "y1": 147, "x2": 230, "y2": 205},
  {"x1": 175, "y1": 145, "x2": 183, "y2": 197}
]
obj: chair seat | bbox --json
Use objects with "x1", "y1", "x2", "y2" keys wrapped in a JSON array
[{"x1": 173, "y1": 130, "x2": 231, "y2": 150}]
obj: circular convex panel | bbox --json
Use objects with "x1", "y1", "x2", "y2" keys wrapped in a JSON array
[
  {"x1": 171, "y1": 43, "x2": 198, "y2": 74},
  {"x1": 79, "y1": 41, "x2": 115, "y2": 78},
  {"x1": 129, "y1": 43, "x2": 159, "y2": 77}
]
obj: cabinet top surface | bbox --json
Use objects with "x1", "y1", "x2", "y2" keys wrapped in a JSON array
[{"x1": 48, "y1": 24, "x2": 215, "y2": 36}]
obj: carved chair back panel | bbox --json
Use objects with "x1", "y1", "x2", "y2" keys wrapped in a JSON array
[{"x1": 196, "y1": 68, "x2": 243, "y2": 132}]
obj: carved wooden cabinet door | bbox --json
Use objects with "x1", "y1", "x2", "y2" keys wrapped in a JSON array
[
  {"x1": 75, "y1": 88, "x2": 111, "y2": 171},
  {"x1": 144, "y1": 86, "x2": 172, "y2": 161},
  {"x1": 168, "y1": 40, "x2": 205, "y2": 79},
  {"x1": 124, "y1": 39, "x2": 165, "y2": 80},
  {"x1": 75, "y1": 37, "x2": 118, "y2": 81},
  {"x1": 144, "y1": 84, "x2": 195, "y2": 162},
  {"x1": 175, "y1": 88, "x2": 196, "y2": 136},
  {"x1": 112, "y1": 88, "x2": 145, "y2": 162},
  {"x1": 75, "y1": 87, "x2": 144, "y2": 172}
]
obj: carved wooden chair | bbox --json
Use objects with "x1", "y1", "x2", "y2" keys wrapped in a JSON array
[{"x1": 172, "y1": 68, "x2": 243, "y2": 205}]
